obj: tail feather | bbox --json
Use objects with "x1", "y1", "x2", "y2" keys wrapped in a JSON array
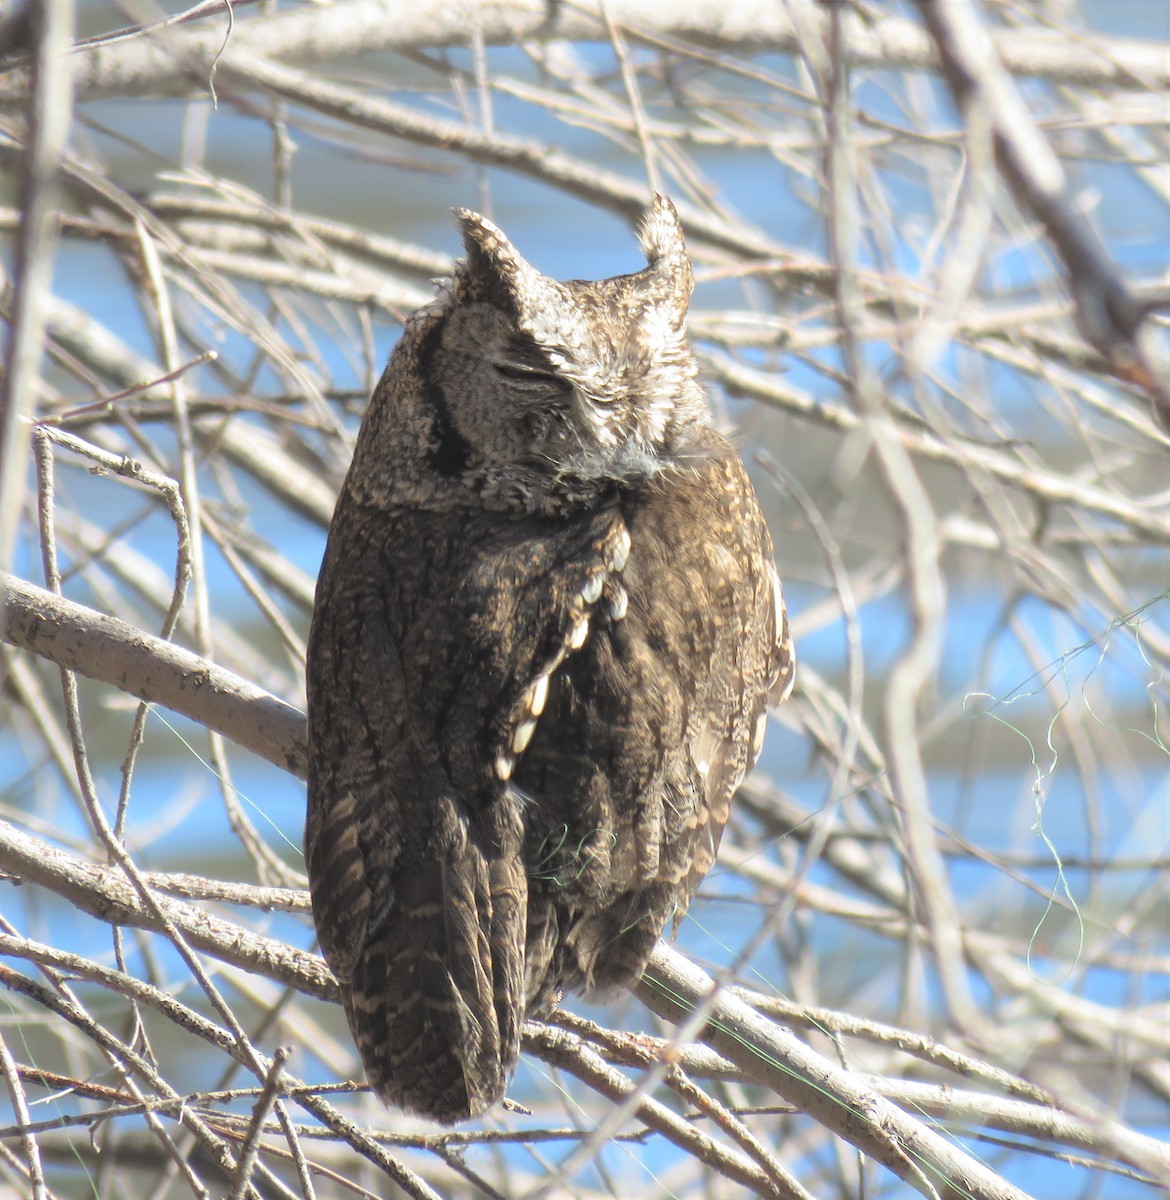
[
  {"x1": 347, "y1": 800, "x2": 526, "y2": 1123},
  {"x1": 564, "y1": 880, "x2": 676, "y2": 996},
  {"x1": 522, "y1": 893, "x2": 561, "y2": 1014},
  {"x1": 486, "y1": 851, "x2": 526, "y2": 1061}
]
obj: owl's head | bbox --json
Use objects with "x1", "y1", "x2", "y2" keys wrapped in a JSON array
[{"x1": 418, "y1": 195, "x2": 710, "y2": 511}]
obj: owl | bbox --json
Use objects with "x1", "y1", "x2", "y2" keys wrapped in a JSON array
[{"x1": 305, "y1": 196, "x2": 794, "y2": 1123}]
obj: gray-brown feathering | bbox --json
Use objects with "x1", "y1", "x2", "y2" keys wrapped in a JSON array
[{"x1": 305, "y1": 196, "x2": 795, "y2": 1123}]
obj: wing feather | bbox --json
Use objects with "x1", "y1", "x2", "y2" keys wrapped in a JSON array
[{"x1": 306, "y1": 501, "x2": 629, "y2": 1120}]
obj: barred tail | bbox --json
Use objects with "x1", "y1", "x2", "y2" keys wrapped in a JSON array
[{"x1": 346, "y1": 802, "x2": 527, "y2": 1124}]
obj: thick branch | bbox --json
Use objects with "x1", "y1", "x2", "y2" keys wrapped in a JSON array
[
  {"x1": 0, "y1": 573, "x2": 306, "y2": 777},
  {"x1": 0, "y1": 820, "x2": 334, "y2": 1001},
  {"x1": 638, "y1": 945, "x2": 1034, "y2": 1200}
]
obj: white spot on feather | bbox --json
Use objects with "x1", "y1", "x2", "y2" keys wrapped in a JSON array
[
  {"x1": 527, "y1": 672, "x2": 549, "y2": 717},
  {"x1": 611, "y1": 527, "x2": 631, "y2": 571},
  {"x1": 568, "y1": 616, "x2": 590, "y2": 650},
  {"x1": 752, "y1": 712, "x2": 767, "y2": 756},
  {"x1": 580, "y1": 572, "x2": 604, "y2": 605},
  {"x1": 607, "y1": 583, "x2": 628, "y2": 621},
  {"x1": 512, "y1": 719, "x2": 537, "y2": 754},
  {"x1": 768, "y1": 561, "x2": 784, "y2": 632}
]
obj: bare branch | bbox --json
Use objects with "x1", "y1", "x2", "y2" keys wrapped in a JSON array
[
  {"x1": 3, "y1": 2, "x2": 1169, "y2": 104},
  {"x1": 638, "y1": 945, "x2": 1033, "y2": 1200},
  {"x1": 913, "y1": 0, "x2": 1170, "y2": 424},
  {"x1": 0, "y1": 573, "x2": 306, "y2": 777},
  {"x1": 0, "y1": 0, "x2": 73, "y2": 574}
]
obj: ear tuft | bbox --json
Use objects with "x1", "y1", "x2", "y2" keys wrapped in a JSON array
[
  {"x1": 637, "y1": 195, "x2": 686, "y2": 266},
  {"x1": 453, "y1": 209, "x2": 540, "y2": 308},
  {"x1": 637, "y1": 194, "x2": 693, "y2": 314}
]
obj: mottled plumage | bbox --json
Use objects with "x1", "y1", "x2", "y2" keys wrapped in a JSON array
[{"x1": 306, "y1": 197, "x2": 794, "y2": 1123}]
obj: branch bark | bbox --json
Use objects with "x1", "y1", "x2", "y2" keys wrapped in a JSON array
[
  {"x1": 3, "y1": 0, "x2": 1168, "y2": 106},
  {"x1": 0, "y1": 572, "x2": 306, "y2": 777},
  {"x1": 638, "y1": 946, "x2": 1034, "y2": 1200},
  {"x1": 0, "y1": 820, "x2": 333, "y2": 1001}
]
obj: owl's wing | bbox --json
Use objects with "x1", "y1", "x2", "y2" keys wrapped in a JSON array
[
  {"x1": 682, "y1": 554, "x2": 795, "y2": 907},
  {"x1": 511, "y1": 442, "x2": 794, "y2": 994},
  {"x1": 306, "y1": 516, "x2": 520, "y2": 1123},
  {"x1": 306, "y1": 500, "x2": 630, "y2": 1121}
]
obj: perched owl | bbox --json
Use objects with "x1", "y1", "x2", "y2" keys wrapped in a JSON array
[{"x1": 305, "y1": 196, "x2": 794, "y2": 1123}]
